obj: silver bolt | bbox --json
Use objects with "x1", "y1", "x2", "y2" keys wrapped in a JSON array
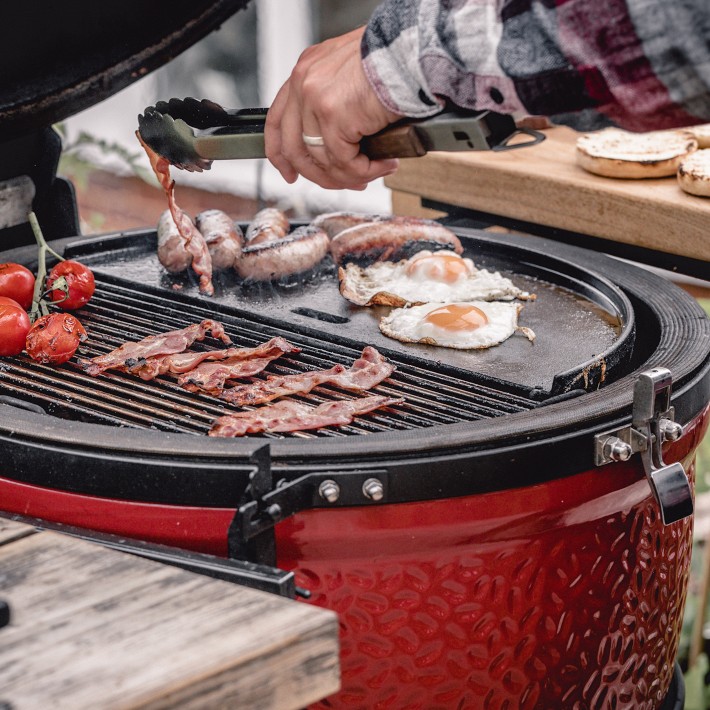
[
  {"x1": 318, "y1": 480, "x2": 340, "y2": 503},
  {"x1": 659, "y1": 418, "x2": 683, "y2": 442},
  {"x1": 266, "y1": 504, "x2": 282, "y2": 521},
  {"x1": 362, "y1": 478, "x2": 384, "y2": 501},
  {"x1": 604, "y1": 436, "x2": 633, "y2": 462}
]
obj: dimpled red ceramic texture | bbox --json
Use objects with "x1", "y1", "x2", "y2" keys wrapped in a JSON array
[{"x1": 274, "y1": 424, "x2": 706, "y2": 710}]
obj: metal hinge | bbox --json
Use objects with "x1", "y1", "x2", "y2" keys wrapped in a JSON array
[
  {"x1": 228, "y1": 444, "x2": 389, "y2": 566},
  {"x1": 594, "y1": 367, "x2": 693, "y2": 525}
]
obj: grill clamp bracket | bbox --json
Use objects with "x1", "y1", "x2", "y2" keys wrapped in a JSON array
[
  {"x1": 594, "y1": 367, "x2": 692, "y2": 525},
  {"x1": 229, "y1": 445, "x2": 389, "y2": 566}
]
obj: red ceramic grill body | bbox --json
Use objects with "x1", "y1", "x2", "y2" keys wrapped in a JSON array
[{"x1": 0, "y1": 406, "x2": 706, "y2": 709}]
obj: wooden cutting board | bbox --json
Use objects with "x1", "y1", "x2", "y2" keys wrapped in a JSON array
[{"x1": 385, "y1": 125, "x2": 710, "y2": 265}]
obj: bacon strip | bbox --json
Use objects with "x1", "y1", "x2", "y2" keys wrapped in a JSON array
[
  {"x1": 176, "y1": 338, "x2": 301, "y2": 394},
  {"x1": 136, "y1": 130, "x2": 214, "y2": 296},
  {"x1": 166, "y1": 183, "x2": 214, "y2": 296},
  {"x1": 78, "y1": 320, "x2": 231, "y2": 377},
  {"x1": 209, "y1": 395, "x2": 404, "y2": 437},
  {"x1": 219, "y1": 346, "x2": 394, "y2": 406},
  {"x1": 127, "y1": 336, "x2": 295, "y2": 381}
]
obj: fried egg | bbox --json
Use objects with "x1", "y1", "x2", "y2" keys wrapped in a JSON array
[
  {"x1": 379, "y1": 301, "x2": 535, "y2": 349},
  {"x1": 338, "y1": 250, "x2": 533, "y2": 307}
]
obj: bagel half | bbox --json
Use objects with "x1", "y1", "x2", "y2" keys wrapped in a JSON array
[
  {"x1": 677, "y1": 149, "x2": 710, "y2": 197},
  {"x1": 576, "y1": 128, "x2": 698, "y2": 179},
  {"x1": 686, "y1": 123, "x2": 710, "y2": 149}
]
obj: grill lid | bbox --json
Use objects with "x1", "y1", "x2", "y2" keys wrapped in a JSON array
[{"x1": 0, "y1": 1, "x2": 250, "y2": 139}]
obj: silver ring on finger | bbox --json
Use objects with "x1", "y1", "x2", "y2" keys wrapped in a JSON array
[{"x1": 302, "y1": 133, "x2": 325, "y2": 147}]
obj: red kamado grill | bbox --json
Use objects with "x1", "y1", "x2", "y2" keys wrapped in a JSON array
[{"x1": 1, "y1": 3, "x2": 709, "y2": 710}]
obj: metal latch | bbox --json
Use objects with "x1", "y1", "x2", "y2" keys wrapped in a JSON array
[{"x1": 594, "y1": 367, "x2": 692, "y2": 525}]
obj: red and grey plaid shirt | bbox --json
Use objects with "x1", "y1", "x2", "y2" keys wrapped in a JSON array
[{"x1": 362, "y1": 0, "x2": 710, "y2": 131}]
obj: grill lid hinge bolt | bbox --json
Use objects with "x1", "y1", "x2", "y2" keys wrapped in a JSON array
[
  {"x1": 659, "y1": 418, "x2": 683, "y2": 442},
  {"x1": 602, "y1": 437, "x2": 633, "y2": 462},
  {"x1": 593, "y1": 367, "x2": 692, "y2": 526},
  {"x1": 362, "y1": 478, "x2": 384, "y2": 501},
  {"x1": 318, "y1": 480, "x2": 341, "y2": 503}
]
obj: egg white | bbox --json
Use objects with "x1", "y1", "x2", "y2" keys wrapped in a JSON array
[
  {"x1": 379, "y1": 301, "x2": 535, "y2": 349},
  {"x1": 338, "y1": 250, "x2": 533, "y2": 307}
]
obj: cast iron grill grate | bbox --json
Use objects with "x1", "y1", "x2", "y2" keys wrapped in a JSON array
[{"x1": 0, "y1": 276, "x2": 538, "y2": 438}]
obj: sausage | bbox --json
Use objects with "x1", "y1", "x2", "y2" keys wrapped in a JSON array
[
  {"x1": 329, "y1": 218, "x2": 463, "y2": 265},
  {"x1": 310, "y1": 211, "x2": 386, "y2": 239},
  {"x1": 234, "y1": 225, "x2": 330, "y2": 281},
  {"x1": 195, "y1": 209, "x2": 244, "y2": 270},
  {"x1": 245, "y1": 207, "x2": 290, "y2": 245},
  {"x1": 156, "y1": 209, "x2": 191, "y2": 274}
]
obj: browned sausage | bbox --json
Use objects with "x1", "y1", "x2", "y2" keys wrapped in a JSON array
[
  {"x1": 195, "y1": 209, "x2": 244, "y2": 270},
  {"x1": 235, "y1": 225, "x2": 329, "y2": 281},
  {"x1": 311, "y1": 211, "x2": 387, "y2": 238},
  {"x1": 245, "y1": 207, "x2": 290, "y2": 245},
  {"x1": 329, "y1": 218, "x2": 463, "y2": 265}
]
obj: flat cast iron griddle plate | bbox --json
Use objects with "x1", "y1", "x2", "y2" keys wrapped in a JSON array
[{"x1": 65, "y1": 226, "x2": 633, "y2": 395}]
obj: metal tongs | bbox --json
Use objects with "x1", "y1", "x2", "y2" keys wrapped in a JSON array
[{"x1": 137, "y1": 97, "x2": 546, "y2": 172}]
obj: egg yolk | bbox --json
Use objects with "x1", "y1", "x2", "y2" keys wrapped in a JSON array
[
  {"x1": 424, "y1": 304, "x2": 489, "y2": 331},
  {"x1": 405, "y1": 253, "x2": 469, "y2": 283}
]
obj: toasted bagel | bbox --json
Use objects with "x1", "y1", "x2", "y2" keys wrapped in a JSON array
[
  {"x1": 677, "y1": 148, "x2": 710, "y2": 197},
  {"x1": 576, "y1": 128, "x2": 697, "y2": 179}
]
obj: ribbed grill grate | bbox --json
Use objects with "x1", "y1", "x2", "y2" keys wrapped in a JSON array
[{"x1": 0, "y1": 277, "x2": 538, "y2": 438}]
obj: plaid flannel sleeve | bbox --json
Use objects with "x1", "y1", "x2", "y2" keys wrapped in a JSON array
[{"x1": 361, "y1": 0, "x2": 710, "y2": 131}]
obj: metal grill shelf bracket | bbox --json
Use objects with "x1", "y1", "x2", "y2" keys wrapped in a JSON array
[
  {"x1": 228, "y1": 451, "x2": 389, "y2": 565},
  {"x1": 594, "y1": 367, "x2": 692, "y2": 525}
]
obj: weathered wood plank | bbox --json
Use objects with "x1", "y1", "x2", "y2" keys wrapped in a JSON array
[
  {"x1": 0, "y1": 531, "x2": 340, "y2": 710},
  {"x1": 0, "y1": 518, "x2": 36, "y2": 546}
]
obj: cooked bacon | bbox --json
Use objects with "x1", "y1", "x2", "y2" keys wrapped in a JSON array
[
  {"x1": 136, "y1": 130, "x2": 214, "y2": 296},
  {"x1": 176, "y1": 338, "x2": 301, "y2": 394},
  {"x1": 78, "y1": 320, "x2": 231, "y2": 377},
  {"x1": 127, "y1": 336, "x2": 298, "y2": 381},
  {"x1": 166, "y1": 183, "x2": 214, "y2": 296},
  {"x1": 209, "y1": 395, "x2": 404, "y2": 437},
  {"x1": 219, "y1": 346, "x2": 394, "y2": 406},
  {"x1": 136, "y1": 130, "x2": 172, "y2": 192}
]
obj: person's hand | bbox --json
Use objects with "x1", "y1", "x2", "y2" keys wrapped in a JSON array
[{"x1": 264, "y1": 27, "x2": 403, "y2": 190}]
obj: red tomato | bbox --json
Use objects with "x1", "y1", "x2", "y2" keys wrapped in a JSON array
[
  {"x1": 46, "y1": 260, "x2": 95, "y2": 310},
  {"x1": 0, "y1": 263, "x2": 35, "y2": 310},
  {"x1": 25, "y1": 313, "x2": 87, "y2": 365},
  {"x1": 0, "y1": 296, "x2": 31, "y2": 356}
]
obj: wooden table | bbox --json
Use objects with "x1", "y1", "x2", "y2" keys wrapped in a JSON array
[
  {"x1": 0, "y1": 518, "x2": 340, "y2": 710},
  {"x1": 385, "y1": 125, "x2": 710, "y2": 279}
]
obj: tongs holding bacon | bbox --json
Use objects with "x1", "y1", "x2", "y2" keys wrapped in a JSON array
[
  {"x1": 135, "y1": 130, "x2": 215, "y2": 297},
  {"x1": 136, "y1": 97, "x2": 545, "y2": 174}
]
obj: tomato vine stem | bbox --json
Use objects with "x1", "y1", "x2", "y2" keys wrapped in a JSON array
[{"x1": 28, "y1": 211, "x2": 64, "y2": 322}]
